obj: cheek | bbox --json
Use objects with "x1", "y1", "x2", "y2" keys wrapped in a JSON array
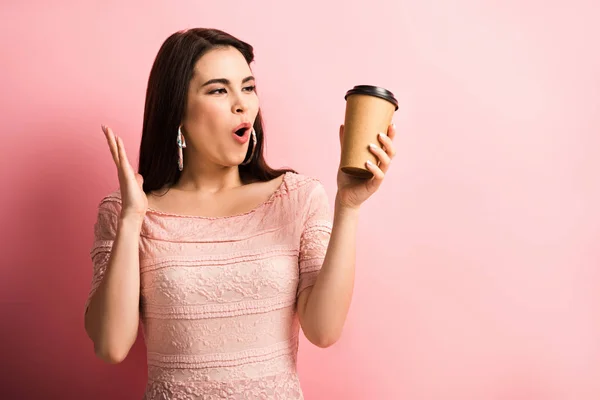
[
  {"x1": 249, "y1": 95, "x2": 260, "y2": 117},
  {"x1": 186, "y1": 99, "x2": 227, "y2": 127}
]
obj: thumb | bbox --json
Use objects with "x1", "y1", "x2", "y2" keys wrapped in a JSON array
[{"x1": 135, "y1": 173, "x2": 144, "y2": 188}]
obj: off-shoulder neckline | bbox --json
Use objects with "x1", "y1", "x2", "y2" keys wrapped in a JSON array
[{"x1": 144, "y1": 171, "x2": 290, "y2": 220}]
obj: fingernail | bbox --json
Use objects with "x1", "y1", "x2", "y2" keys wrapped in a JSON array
[
  {"x1": 366, "y1": 160, "x2": 374, "y2": 166},
  {"x1": 392, "y1": 123, "x2": 396, "y2": 129},
  {"x1": 369, "y1": 143, "x2": 378, "y2": 149},
  {"x1": 101, "y1": 124, "x2": 106, "y2": 132},
  {"x1": 378, "y1": 132, "x2": 386, "y2": 137}
]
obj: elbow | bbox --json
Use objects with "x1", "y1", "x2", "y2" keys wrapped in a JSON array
[
  {"x1": 90, "y1": 330, "x2": 134, "y2": 365},
  {"x1": 85, "y1": 313, "x2": 136, "y2": 365},
  {"x1": 85, "y1": 332, "x2": 129, "y2": 364},
  {"x1": 94, "y1": 344, "x2": 130, "y2": 364},
  {"x1": 312, "y1": 337, "x2": 338, "y2": 349},
  {"x1": 305, "y1": 330, "x2": 341, "y2": 349},
  {"x1": 309, "y1": 335, "x2": 339, "y2": 348},
  {"x1": 300, "y1": 315, "x2": 344, "y2": 348}
]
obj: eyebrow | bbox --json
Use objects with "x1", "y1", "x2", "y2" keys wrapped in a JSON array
[{"x1": 201, "y1": 76, "x2": 255, "y2": 87}]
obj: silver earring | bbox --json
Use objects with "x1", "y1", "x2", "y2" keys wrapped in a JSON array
[
  {"x1": 241, "y1": 128, "x2": 257, "y2": 166},
  {"x1": 177, "y1": 126, "x2": 186, "y2": 171}
]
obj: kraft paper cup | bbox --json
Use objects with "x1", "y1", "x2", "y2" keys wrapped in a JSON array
[{"x1": 341, "y1": 85, "x2": 398, "y2": 179}]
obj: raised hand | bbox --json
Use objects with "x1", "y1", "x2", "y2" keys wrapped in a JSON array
[{"x1": 101, "y1": 125, "x2": 148, "y2": 220}]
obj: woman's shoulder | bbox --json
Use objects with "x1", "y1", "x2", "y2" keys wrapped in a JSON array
[
  {"x1": 281, "y1": 171, "x2": 326, "y2": 194},
  {"x1": 279, "y1": 172, "x2": 329, "y2": 206},
  {"x1": 279, "y1": 172, "x2": 331, "y2": 223}
]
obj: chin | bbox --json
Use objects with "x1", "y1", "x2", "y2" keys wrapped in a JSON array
[
  {"x1": 223, "y1": 157, "x2": 246, "y2": 167},
  {"x1": 234, "y1": 155, "x2": 249, "y2": 166}
]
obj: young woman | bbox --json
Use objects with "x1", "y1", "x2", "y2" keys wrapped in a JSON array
[{"x1": 84, "y1": 28, "x2": 396, "y2": 399}]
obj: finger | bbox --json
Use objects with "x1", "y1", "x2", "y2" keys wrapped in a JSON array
[
  {"x1": 387, "y1": 123, "x2": 397, "y2": 141},
  {"x1": 378, "y1": 132, "x2": 397, "y2": 158},
  {"x1": 102, "y1": 125, "x2": 120, "y2": 167},
  {"x1": 366, "y1": 160, "x2": 385, "y2": 182},
  {"x1": 116, "y1": 136, "x2": 134, "y2": 178},
  {"x1": 103, "y1": 125, "x2": 120, "y2": 164},
  {"x1": 369, "y1": 143, "x2": 391, "y2": 172}
]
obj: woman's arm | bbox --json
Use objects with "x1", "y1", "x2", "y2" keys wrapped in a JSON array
[
  {"x1": 297, "y1": 196, "x2": 358, "y2": 348},
  {"x1": 297, "y1": 123, "x2": 397, "y2": 348},
  {"x1": 84, "y1": 214, "x2": 143, "y2": 364}
]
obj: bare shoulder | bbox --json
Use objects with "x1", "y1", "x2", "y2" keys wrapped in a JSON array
[
  {"x1": 262, "y1": 172, "x2": 286, "y2": 189},
  {"x1": 244, "y1": 172, "x2": 287, "y2": 200}
]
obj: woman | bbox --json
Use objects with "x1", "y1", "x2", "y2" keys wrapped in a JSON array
[{"x1": 84, "y1": 28, "x2": 396, "y2": 399}]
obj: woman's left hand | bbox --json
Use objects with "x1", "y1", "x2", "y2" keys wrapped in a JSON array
[{"x1": 336, "y1": 123, "x2": 397, "y2": 210}]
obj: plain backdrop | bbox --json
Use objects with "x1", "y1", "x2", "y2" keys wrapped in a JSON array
[{"x1": 1, "y1": 1, "x2": 599, "y2": 399}]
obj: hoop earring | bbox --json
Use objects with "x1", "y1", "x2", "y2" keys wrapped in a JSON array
[
  {"x1": 177, "y1": 126, "x2": 186, "y2": 171},
  {"x1": 241, "y1": 128, "x2": 257, "y2": 166}
]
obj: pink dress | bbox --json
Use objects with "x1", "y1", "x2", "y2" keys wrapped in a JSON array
[{"x1": 85, "y1": 172, "x2": 332, "y2": 399}]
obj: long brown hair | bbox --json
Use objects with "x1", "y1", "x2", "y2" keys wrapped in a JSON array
[{"x1": 138, "y1": 28, "x2": 295, "y2": 192}]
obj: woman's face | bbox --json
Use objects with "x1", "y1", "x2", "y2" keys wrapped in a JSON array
[{"x1": 182, "y1": 46, "x2": 259, "y2": 167}]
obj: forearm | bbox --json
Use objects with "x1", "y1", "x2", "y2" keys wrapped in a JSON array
[
  {"x1": 300, "y1": 195, "x2": 359, "y2": 346},
  {"x1": 84, "y1": 215, "x2": 142, "y2": 363}
]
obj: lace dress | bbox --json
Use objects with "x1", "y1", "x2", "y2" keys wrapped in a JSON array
[{"x1": 85, "y1": 172, "x2": 333, "y2": 399}]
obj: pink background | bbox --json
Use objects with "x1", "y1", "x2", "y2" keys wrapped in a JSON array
[{"x1": 1, "y1": 1, "x2": 599, "y2": 399}]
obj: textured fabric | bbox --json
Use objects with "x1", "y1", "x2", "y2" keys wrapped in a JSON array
[{"x1": 86, "y1": 172, "x2": 332, "y2": 399}]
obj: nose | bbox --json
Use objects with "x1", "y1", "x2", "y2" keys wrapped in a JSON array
[{"x1": 232, "y1": 92, "x2": 248, "y2": 115}]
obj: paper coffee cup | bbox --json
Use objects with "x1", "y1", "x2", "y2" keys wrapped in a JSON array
[{"x1": 341, "y1": 85, "x2": 398, "y2": 178}]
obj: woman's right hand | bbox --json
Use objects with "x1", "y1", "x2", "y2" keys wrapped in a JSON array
[{"x1": 102, "y1": 125, "x2": 148, "y2": 221}]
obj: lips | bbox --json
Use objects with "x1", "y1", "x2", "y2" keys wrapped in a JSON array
[
  {"x1": 233, "y1": 122, "x2": 251, "y2": 136},
  {"x1": 234, "y1": 128, "x2": 248, "y2": 137},
  {"x1": 232, "y1": 123, "x2": 251, "y2": 144}
]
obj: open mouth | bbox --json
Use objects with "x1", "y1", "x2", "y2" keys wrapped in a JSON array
[{"x1": 234, "y1": 127, "x2": 248, "y2": 137}]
